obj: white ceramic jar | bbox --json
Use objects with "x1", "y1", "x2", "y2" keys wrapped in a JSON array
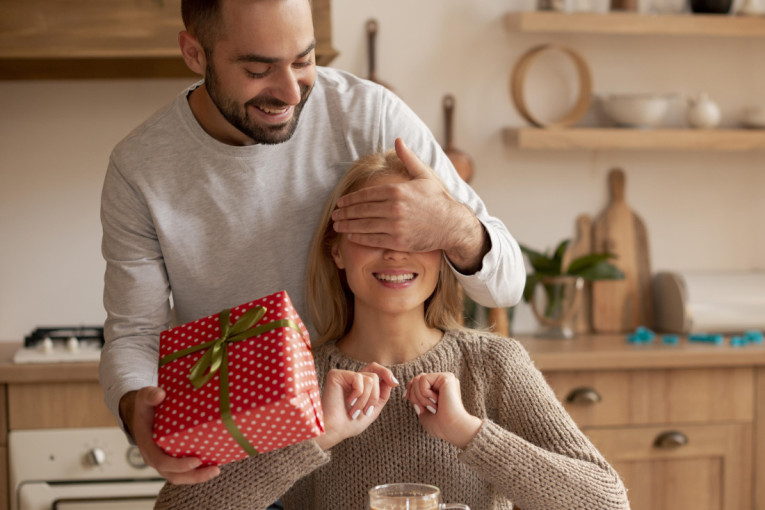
[{"x1": 686, "y1": 93, "x2": 721, "y2": 129}]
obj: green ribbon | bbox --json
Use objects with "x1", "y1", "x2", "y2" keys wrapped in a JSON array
[{"x1": 159, "y1": 305, "x2": 303, "y2": 457}]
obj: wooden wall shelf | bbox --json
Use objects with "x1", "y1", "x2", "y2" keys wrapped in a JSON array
[
  {"x1": 503, "y1": 127, "x2": 765, "y2": 150},
  {"x1": 0, "y1": 0, "x2": 337, "y2": 79},
  {"x1": 505, "y1": 11, "x2": 765, "y2": 37}
]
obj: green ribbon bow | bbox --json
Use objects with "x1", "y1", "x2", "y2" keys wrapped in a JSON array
[{"x1": 159, "y1": 305, "x2": 302, "y2": 457}]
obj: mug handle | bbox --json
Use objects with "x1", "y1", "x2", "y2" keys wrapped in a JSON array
[{"x1": 440, "y1": 505, "x2": 470, "y2": 510}]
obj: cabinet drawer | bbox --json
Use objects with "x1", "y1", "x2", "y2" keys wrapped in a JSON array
[
  {"x1": 7, "y1": 382, "x2": 115, "y2": 430},
  {"x1": 586, "y1": 423, "x2": 752, "y2": 510},
  {"x1": 545, "y1": 367, "x2": 754, "y2": 427}
]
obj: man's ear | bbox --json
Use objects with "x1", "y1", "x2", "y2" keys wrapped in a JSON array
[
  {"x1": 330, "y1": 242, "x2": 345, "y2": 270},
  {"x1": 178, "y1": 30, "x2": 206, "y2": 76}
]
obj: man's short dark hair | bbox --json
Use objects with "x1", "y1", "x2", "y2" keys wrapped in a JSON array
[{"x1": 181, "y1": 0, "x2": 223, "y2": 51}]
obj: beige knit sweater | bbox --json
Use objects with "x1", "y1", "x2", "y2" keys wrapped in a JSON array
[{"x1": 154, "y1": 330, "x2": 629, "y2": 510}]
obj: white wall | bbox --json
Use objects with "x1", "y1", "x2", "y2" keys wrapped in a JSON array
[{"x1": 1, "y1": 0, "x2": 763, "y2": 340}]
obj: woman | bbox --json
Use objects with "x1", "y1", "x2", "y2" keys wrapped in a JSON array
[{"x1": 154, "y1": 144, "x2": 629, "y2": 510}]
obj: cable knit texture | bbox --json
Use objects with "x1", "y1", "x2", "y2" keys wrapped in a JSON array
[{"x1": 154, "y1": 330, "x2": 629, "y2": 510}]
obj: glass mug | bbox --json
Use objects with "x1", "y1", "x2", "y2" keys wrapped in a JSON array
[{"x1": 368, "y1": 483, "x2": 470, "y2": 510}]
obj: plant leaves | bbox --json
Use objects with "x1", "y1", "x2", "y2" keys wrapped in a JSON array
[
  {"x1": 573, "y1": 260, "x2": 625, "y2": 280},
  {"x1": 522, "y1": 273, "x2": 544, "y2": 303},
  {"x1": 519, "y1": 244, "x2": 559, "y2": 273},
  {"x1": 565, "y1": 253, "x2": 616, "y2": 276},
  {"x1": 552, "y1": 239, "x2": 570, "y2": 270}
]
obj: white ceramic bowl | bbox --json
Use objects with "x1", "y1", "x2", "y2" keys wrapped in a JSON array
[{"x1": 600, "y1": 93, "x2": 674, "y2": 129}]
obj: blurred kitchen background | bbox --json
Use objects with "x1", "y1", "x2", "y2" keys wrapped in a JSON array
[{"x1": 1, "y1": 0, "x2": 764, "y2": 341}]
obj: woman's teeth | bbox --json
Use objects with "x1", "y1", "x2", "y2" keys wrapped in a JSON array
[{"x1": 375, "y1": 273, "x2": 415, "y2": 283}]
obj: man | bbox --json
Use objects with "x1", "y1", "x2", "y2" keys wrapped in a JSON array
[{"x1": 100, "y1": 0, "x2": 525, "y2": 492}]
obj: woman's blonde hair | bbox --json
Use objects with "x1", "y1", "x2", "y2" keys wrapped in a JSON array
[{"x1": 307, "y1": 150, "x2": 464, "y2": 345}]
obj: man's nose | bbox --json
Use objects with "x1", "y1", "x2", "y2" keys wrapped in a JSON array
[{"x1": 269, "y1": 67, "x2": 302, "y2": 106}]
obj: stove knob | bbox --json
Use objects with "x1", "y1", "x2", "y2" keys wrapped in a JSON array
[
  {"x1": 67, "y1": 336, "x2": 80, "y2": 353},
  {"x1": 87, "y1": 447, "x2": 107, "y2": 466},
  {"x1": 41, "y1": 337, "x2": 54, "y2": 354},
  {"x1": 126, "y1": 446, "x2": 148, "y2": 469}
]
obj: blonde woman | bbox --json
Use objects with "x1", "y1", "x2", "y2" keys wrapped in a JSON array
[{"x1": 154, "y1": 141, "x2": 629, "y2": 510}]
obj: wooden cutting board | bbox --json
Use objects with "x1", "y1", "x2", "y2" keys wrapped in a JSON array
[
  {"x1": 591, "y1": 168, "x2": 654, "y2": 333},
  {"x1": 562, "y1": 214, "x2": 593, "y2": 334}
]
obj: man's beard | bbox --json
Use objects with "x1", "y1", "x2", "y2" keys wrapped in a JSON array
[{"x1": 205, "y1": 61, "x2": 313, "y2": 145}]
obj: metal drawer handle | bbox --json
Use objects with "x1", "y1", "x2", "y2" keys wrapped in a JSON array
[
  {"x1": 565, "y1": 387, "x2": 602, "y2": 405},
  {"x1": 653, "y1": 430, "x2": 689, "y2": 449}
]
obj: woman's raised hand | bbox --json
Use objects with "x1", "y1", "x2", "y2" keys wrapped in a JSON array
[
  {"x1": 316, "y1": 362, "x2": 398, "y2": 451},
  {"x1": 404, "y1": 372, "x2": 482, "y2": 450}
]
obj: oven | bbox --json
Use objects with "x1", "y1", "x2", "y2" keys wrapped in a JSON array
[{"x1": 9, "y1": 427, "x2": 165, "y2": 510}]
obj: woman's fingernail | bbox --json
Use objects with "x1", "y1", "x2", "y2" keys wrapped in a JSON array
[
  {"x1": 426, "y1": 405, "x2": 437, "y2": 414},
  {"x1": 391, "y1": 375, "x2": 400, "y2": 385},
  {"x1": 429, "y1": 397, "x2": 437, "y2": 404},
  {"x1": 349, "y1": 397, "x2": 358, "y2": 407},
  {"x1": 413, "y1": 404, "x2": 422, "y2": 415},
  {"x1": 351, "y1": 409, "x2": 361, "y2": 420},
  {"x1": 365, "y1": 406, "x2": 375, "y2": 417},
  {"x1": 403, "y1": 389, "x2": 408, "y2": 399}
]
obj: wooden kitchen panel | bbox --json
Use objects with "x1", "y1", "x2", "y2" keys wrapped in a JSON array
[
  {"x1": 505, "y1": 11, "x2": 765, "y2": 38},
  {"x1": 7, "y1": 382, "x2": 115, "y2": 430},
  {"x1": 545, "y1": 367, "x2": 754, "y2": 427},
  {"x1": 503, "y1": 127, "x2": 765, "y2": 151},
  {"x1": 756, "y1": 367, "x2": 765, "y2": 510},
  {"x1": 0, "y1": 386, "x2": 6, "y2": 444},
  {"x1": 587, "y1": 423, "x2": 752, "y2": 510},
  {"x1": 0, "y1": 445, "x2": 7, "y2": 510},
  {"x1": 0, "y1": 0, "x2": 337, "y2": 79}
]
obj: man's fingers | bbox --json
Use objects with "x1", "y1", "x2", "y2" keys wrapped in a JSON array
[
  {"x1": 153, "y1": 455, "x2": 203, "y2": 474},
  {"x1": 394, "y1": 138, "x2": 433, "y2": 180},
  {"x1": 143, "y1": 386, "x2": 166, "y2": 406},
  {"x1": 163, "y1": 465, "x2": 221, "y2": 485}
]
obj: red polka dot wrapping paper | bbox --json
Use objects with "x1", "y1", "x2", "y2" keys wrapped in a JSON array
[{"x1": 152, "y1": 291, "x2": 325, "y2": 466}]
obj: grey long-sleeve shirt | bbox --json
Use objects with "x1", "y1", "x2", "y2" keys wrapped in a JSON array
[{"x1": 99, "y1": 67, "x2": 525, "y2": 425}]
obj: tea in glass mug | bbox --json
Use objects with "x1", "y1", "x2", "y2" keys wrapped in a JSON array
[{"x1": 368, "y1": 483, "x2": 470, "y2": 510}]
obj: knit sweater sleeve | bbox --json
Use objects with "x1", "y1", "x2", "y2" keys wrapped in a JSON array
[
  {"x1": 153, "y1": 439, "x2": 330, "y2": 510},
  {"x1": 457, "y1": 336, "x2": 630, "y2": 510}
]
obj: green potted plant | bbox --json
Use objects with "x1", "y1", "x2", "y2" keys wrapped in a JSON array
[{"x1": 520, "y1": 240, "x2": 625, "y2": 338}]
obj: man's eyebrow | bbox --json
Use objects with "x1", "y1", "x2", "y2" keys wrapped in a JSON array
[{"x1": 235, "y1": 40, "x2": 316, "y2": 64}]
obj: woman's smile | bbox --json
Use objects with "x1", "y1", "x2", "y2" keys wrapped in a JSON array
[{"x1": 373, "y1": 271, "x2": 417, "y2": 285}]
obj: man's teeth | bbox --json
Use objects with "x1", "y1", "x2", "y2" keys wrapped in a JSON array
[
  {"x1": 258, "y1": 105, "x2": 289, "y2": 114},
  {"x1": 375, "y1": 273, "x2": 415, "y2": 283}
]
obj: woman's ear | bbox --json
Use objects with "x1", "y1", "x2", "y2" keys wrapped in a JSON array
[
  {"x1": 178, "y1": 30, "x2": 206, "y2": 76},
  {"x1": 330, "y1": 242, "x2": 345, "y2": 270}
]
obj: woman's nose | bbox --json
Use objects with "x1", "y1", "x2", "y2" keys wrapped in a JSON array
[{"x1": 382, "y1": 249, "x2": 409, "y2": 260}]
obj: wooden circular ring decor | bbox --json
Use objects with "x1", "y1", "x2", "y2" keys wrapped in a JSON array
[{"x1": 510, "y1": 44, "x2": 592, "y2": 129}]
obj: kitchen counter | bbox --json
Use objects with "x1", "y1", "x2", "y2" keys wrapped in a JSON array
[
  {"x1": 516, "y1": 332, "x2": 765, "y2": 371},
  {"x1": 0, "y1": 342, "x2": 99, "y2": 383},
  {"x1": 3, "y1": 333, "x2": 765, "y2": 380}
]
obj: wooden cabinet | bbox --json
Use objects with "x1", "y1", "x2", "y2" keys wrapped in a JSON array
[
  {"x1": 6, "y1": 381, "x2": 114, "y2": 430},
  {"x1": 0, "y1": 0, "x2": 337, "y2": 79},
  {"x1": 520, "y1": 334, "x2": 765, "y2": 510},
  {"x1": 588, "y1": 423, "x2": 751, "y2": 510},
  {"x1": 0, "y1": 344, "x2": 113, "y2": 510},
  {"x1": 544, "y1": 368, "x2": 753, "y2": 510},
  {"x1": 504, "y1": 12, "x2": 765, "y2": 151},
  {"x1": 0, "y1": 385, "x2": 7, "y2": 510}
]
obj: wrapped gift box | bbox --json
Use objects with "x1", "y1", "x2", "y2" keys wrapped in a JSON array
[{"x1": 153, "y1": 290, "x2": 324, "y2": 466}]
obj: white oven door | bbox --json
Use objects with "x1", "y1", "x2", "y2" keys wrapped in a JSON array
[{"x1": 16, "y1": 480, "x2": 164, "y2": 510}]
